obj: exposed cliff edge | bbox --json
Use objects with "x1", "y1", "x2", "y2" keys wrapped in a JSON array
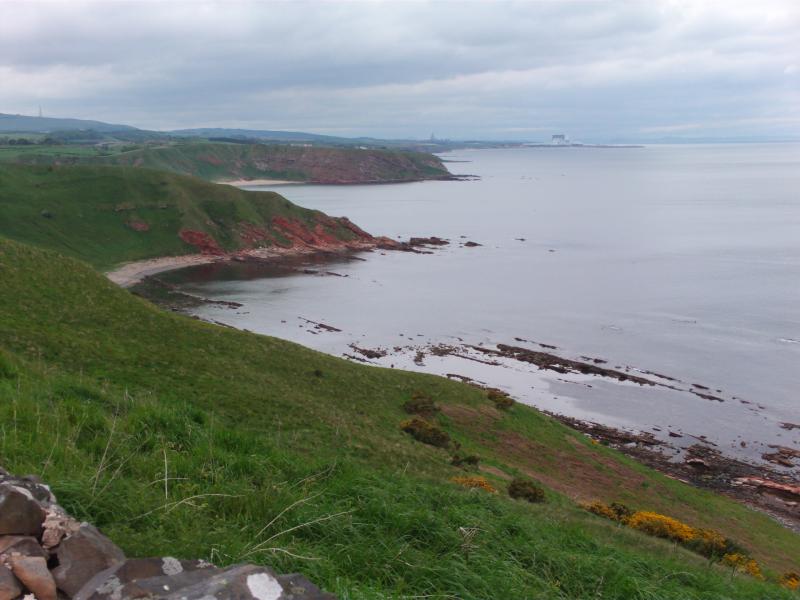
[
  {"x1": 10, "y1": 142, "x2": 456, "y2": 185},
  {"x1": 0, "y1": 164, "x2": 390, "y2": 271}
]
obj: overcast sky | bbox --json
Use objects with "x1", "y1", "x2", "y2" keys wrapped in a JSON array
[{"x1": 1, "y1": 0, "x2": 798, "y2": 141}]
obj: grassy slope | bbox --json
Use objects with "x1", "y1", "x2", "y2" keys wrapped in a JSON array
[
  {"x1": 0, "y1": 237, "x2": 797, "y2": 599},
  {"x1": 0, "y1": 164, "x2": 360, "y2": 270},
  {"x1": 3, "y1": 141, "x2": 451, "y2": 183}
]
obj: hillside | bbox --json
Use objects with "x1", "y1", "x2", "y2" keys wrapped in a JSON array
[
  {"x1": 0, "y1": 234, "x2": 798, "y2": 597},
  {"x1": 0, "y1": 164, "x2": 375, "y2": 270},
  {"x1": 8, "y1": 141, "x2": 453, "y2": 184},
  {"x1": 0, "y1": 112, "x2": 136, "y2": 133}
]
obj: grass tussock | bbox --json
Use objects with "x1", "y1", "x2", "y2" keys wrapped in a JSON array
[
  {"x1": 450, "y1": 453, "x2": 480, "y2": 468},
  {"x1": 399, "y1": 417, "x2": 450, "y2": 448},
  {"x1": 402, "y1": 393, "x2": 440, "y2": 418},
  {"x1": 487, "y1": 389, "x2": 514, "y2": 410},
  {"x1": 508, "y1": 478, "x2": 546, "y2": 503}
]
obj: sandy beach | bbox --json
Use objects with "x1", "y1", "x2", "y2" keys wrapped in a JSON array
[
  {"x1": 105, "y1": 240, "x2": 381, "y2": 288},
  {"x1": 106, "y1": 254, "x2": 222, "y2": 287},
  {"x1": 219, "y1": 178, "x2": 303, "y2": 186}
]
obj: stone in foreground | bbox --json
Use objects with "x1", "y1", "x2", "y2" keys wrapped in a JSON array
[
  {"x1": 0, "y1": 484, "x2": 46, "y2": 536},
  {"x1": 52, "y1": 524, "x2": 126, "y2": 597},
  {"x1": 0, "y1": 565, "x2": 22, "y2": 600},
  {"x1": 7, "y1": 555, "x2": 56, "y2": 600}
]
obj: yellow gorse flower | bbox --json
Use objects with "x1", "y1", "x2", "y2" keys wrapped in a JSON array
[
  {"x1": 627, "y1": 511, "x2": 696, "y2": 543},
  {"x1": 451, "y1": 476, "x2": 497, "y2": 493}
]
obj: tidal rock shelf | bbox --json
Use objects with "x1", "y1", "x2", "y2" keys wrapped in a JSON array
[{"x1": 0, "y1": 468, "x2": 333, "y2": 600}]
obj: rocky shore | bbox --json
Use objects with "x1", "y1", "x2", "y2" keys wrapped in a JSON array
[
  {"x1": 0, "y1": 468, "x2": 334, "y2": 600},
  {"x1": 115, "y1": 237, "x2": 800, "y2": 535},
  {"x1": 107, "y1": 217, "x2": 407, "y2": 288}
]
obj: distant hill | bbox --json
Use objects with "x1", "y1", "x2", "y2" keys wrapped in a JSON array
[
  {"x1": 10, "y1": 141, "x2": 454, "y2": 184},
  {"x1": 0, "y1": 113, "x2": 137, "y2": 133},
  {"x1": 170, "y1": 127, "x2": 351, "y2": 144},
  {"x1": 0, "y1": 112, "x2": 522, "y2": 151},
  {"x1": 0, "y1": 163, "x2": 372, "y2": 269}
]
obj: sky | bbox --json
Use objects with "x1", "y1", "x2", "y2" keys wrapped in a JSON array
[{"x1": 1, "y1": 0, "x2": 798, "y2": 142}]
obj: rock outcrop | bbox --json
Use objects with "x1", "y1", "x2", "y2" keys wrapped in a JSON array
[{"x1": 0, "y1": 468, "x2": 334, "y2": 600}]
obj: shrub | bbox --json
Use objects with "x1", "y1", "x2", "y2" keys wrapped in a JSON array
[
  {"x1": 686, "y1": 528, "x2": 741, "y2": 560},
  {"x1": 780, "y1": 572, "x2": 800, "y2": 590},
  {"x1": 583, "y1": 501, "x2": 631, "y2": 523},
  {"x1": 452, "y1": 476, "x2": 497, "y2": 493},
  {"x1": 608, "y1": 502, "x2": 634, "y2": 523},
  {"x1": 582, "y1": 502, "x2": 763, "y2": 579},
  {"x1": 721, "y1": 554, "x2": 764, "y2": 580},
  {"x1": 508, "y1": 477, "x2": 545, "y2": 503},
  {"x1": 451, "y1": 453, "x2": 480, "y2": 468},
  {"x1": 400, "y1": 417, "x2": 450, "y2": 448},
  {"x1": 627, "y1": 511, "x2": 696, "y2": 543},
  {"x1": 403, "y1": 393, "x2": 440, "y2": 417},
  {"x1": 487, "y1": 389, "x2": 514, "y2": 410},
  {"x1": 583, "y1": 501, "x2": 618, "y2": 521}
]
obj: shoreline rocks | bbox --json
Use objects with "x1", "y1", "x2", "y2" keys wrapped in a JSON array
[{"x1": 0, "y1": 468, "x2": 335, "y2": 600}]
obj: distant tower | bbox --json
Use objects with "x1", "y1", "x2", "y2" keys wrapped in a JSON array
[
  {"x1": 38, "y1": 105, "x2": 43, "y2": 118},
  {"x1": 430, "y1": 132, "x2": 436, "y2": 142}
]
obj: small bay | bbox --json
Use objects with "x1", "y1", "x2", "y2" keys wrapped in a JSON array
[{"x1": 162, "y1": 143, "x2": 800, "y2": 465}]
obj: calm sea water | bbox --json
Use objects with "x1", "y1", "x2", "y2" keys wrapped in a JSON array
[{"x1": 164, "y1": 144, "x2": 800, "y2": 465}]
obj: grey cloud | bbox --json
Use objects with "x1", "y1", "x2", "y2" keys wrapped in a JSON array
[{"x1": 0, "y1": 0, "x2": 797, "y2": 140}]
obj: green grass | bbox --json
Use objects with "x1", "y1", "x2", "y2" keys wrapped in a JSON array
[
  {"x1": 0, "y1": 163, "x2": 359, "y2": 270},
  {"x1": 0, "y1": 145, "x2": 114, "y2": 160},
  {"x1": 0, "y1": 141, "x2": 451, "y2": 184},
  {"x1": 0, "y1": 237, "x2": 797, "y2": 598}
]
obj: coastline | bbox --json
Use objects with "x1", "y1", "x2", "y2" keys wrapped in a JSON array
[
  {"x1": 219, "y1": 174, "x2": 476, "y2": 187},
  {"x1": 218, "y1": 177, "x2": 303, "y2": 186},
  {"x1": 107, "y1": 254, "x2": 220, "y2": 287},
  {"x1": 117, "y1": 240, "x2": 800, "y2": 533},
  {"x1": 106, "y1": 239, "x2": 385, "y2": 288}
]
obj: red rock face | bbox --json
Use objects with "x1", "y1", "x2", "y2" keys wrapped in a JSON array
[
  {"x1": 337, "y1": 217, "x2": 373, "y2": 240},
  {"x1": 237, "y1": 223, "x2": 275, "y2": 247},
  {"x1": 126, "y1": 220, "x2": 150, "y2": 232},
  {"x1": 178, "y1": 230, "x2": 224, "y2": 255},
  {"x1": 271, "y1": 216, "x2": 347, "y2": 248}
]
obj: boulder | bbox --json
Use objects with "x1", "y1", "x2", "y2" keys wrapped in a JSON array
[
  {"x1": 75, "y1": 562, "x2": 335, "y2": 600},
  {"x1": 0, "y1": 484, "x2": 45, "y2": 536},
  {"x1": 7, "y1": 555, "x2": 56, "y2": 600},
  {"x1": 41, "y1": 508, "x2": 80, "y2": 551},
  {"x1": 0, "y1": 474, "x2": 56, "y2": 507},
  {"x1": 0, "y1": 565, "x2": 22, "y2": 600},
  {"x1": 0, "y1": 536, "x2": 46, "y2": 560},
  {"x1": 52, "y1": 524, "x2": 125, "y2": 597},
  {"x1": 155, "y1": 564, "x2": 334, "y2": 600},
  {"x1": 0, "y1": 468, "x2": 336, "y2": 600},
  {"x1": 74, "y1": 558, "x2": 217, "y2": 600},
  {"x1": 277, "y1": 573, "x2": 337, "y2": 599}
]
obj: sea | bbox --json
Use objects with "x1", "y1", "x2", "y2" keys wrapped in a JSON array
[{"x1": 160, "y1": 143, "x2": 800, "y2": 467}]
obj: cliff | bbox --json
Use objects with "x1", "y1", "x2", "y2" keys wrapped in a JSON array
[
  {"x1": 0, "y1": 164, "x2": 379, "y2": 270},
  {"x1": 11, "y1": 142, "x2": 454, "y2": 184}
]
